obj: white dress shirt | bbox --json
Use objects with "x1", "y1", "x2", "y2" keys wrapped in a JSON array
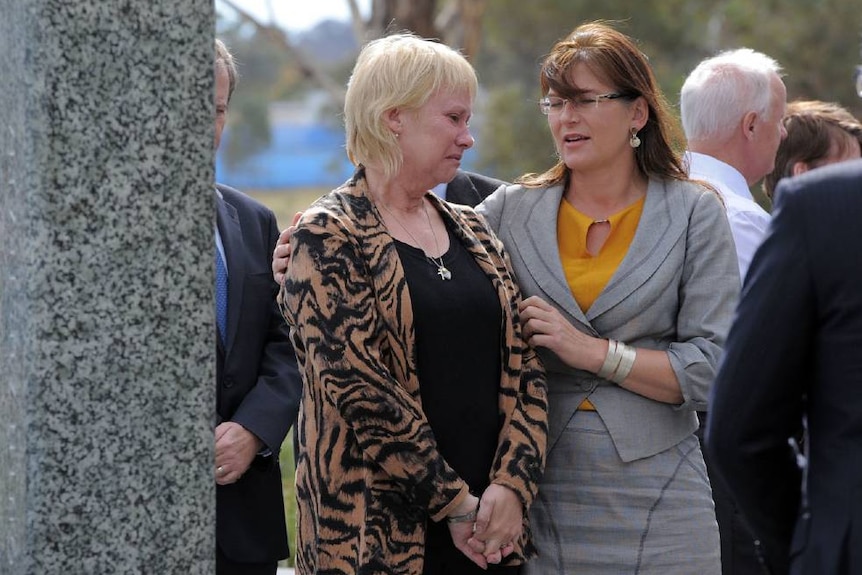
[{"x1": 685, "y1": 152, "x2": 770, "y2": 281}]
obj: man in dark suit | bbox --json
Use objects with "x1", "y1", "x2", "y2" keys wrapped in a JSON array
[
  {"x1": 706, "y1": 157, "x2": 862, "y2": 574},
  {"x1": 214, "y1": 39, "x2": 301, "y2": 575}
]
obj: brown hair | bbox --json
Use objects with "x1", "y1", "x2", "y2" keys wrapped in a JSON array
[
  {"x1": 518, "y1": 21, "x2": 686, "y2": 188},
  {"x1": 763, "y1": 100, "x2": 862, "y2": 199}
]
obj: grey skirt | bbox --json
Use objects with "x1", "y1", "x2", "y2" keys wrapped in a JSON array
[{"x1": 525, "y1": 410, "x2": 720, "y2": 575}]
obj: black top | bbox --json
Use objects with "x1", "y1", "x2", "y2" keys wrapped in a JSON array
[{"x1": 395, "y1": 224, "x2": 519, "y2": 574}]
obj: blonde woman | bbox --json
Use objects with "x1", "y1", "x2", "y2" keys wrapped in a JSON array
[{"x1": 279, "y1": 34, "x2": 548, "y2": 575}]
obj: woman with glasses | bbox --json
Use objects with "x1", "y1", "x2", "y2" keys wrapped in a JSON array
[{"x1": 476, "y1": 21, "x2": 738, "y2": 573}]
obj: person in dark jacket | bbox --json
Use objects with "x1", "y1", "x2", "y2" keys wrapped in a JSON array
[{"x1": 214, "y1": 38, "x2": 302, "y2": 575}]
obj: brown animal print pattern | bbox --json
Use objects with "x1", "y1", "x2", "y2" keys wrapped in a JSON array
[{"x1": 279, "y1": 170, "x2": 548, "y2": 575}]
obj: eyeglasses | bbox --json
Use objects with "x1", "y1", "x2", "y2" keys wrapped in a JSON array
[{"x1": 538, "y1": 93, "x2": 627, "y2": 115}]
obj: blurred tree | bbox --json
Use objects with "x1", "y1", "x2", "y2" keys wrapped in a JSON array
[
  {"x1": 473, "y1": 84, "x2": 556, "y2": 182},
  {"x1": 217, "y1": 0, "x2": 492, "y2": 165},
  {"x1": 217, "y1": 0, "x2": 862, "y2": 180},
  {"x1": 219, "y1": 0, "x2": 348, "y2": 103},
  {"x1": 221, "y1": 0, "x2": 491, "y2": 104},
  {"x1": 222, "y1": 92, "x2": 272, "y2": 169},
  {"x1": 715, "y1": 0, "x2": 862, "y2": 115},
  {"x1": 476, "y1": 0, "x2": 862, "y2": 179},
  {"x1": 216, "y1": 19, "x2": 294, "y2": 166}
]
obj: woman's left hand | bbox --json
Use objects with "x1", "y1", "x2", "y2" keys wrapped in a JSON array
[
  {"x1": 519, "y1": 295, "x2": 605, "y2": 372},
  {"x1": 467, "y1": 484, "x2": 523, "y2": 564}
]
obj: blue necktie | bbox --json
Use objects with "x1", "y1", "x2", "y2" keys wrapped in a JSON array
[{"x1": 215, "y1": 246, "x2": 228, "y2": 344}]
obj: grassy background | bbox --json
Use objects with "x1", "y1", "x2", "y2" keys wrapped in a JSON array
[
  {"x1": 247, "y1": 187, "x2": 328, "y2": 568},
  {"x1": 277, "y1": 433, "x2": 298, "y2": 568},
  {"x1": 249, "y1": 188, "x2": 328, "y2": 231}
]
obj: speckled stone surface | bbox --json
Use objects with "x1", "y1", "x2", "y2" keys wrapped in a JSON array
[{"x1": 0, "y1": 2, "x2": 216, "y2": 573}]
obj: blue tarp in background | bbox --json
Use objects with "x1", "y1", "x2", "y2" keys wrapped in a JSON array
[
  {"x1": 216, "y1": 124, "x2": 356, "y2": 189},
  {"x1": 216, "y1": 123, "x2": 482, "y2": 190}
]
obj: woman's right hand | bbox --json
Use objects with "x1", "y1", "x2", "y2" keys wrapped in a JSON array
[
  {"x1": 468, "y1": 484, "x2": 522, "y2": 564},
  {"x1": 521, "y1": 295, "x2": 682, "y2": 402},
  {"x1": 519, "y1": 295, "x2": 606, "y2": 372}
]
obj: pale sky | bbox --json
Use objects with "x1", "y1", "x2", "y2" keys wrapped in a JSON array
[{"x1": 217, "y1": 0, "x2": 371, "y2": 33}]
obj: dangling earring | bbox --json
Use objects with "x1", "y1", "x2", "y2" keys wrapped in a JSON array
[{"x1": 629, "y1": 127, "x2": 641, "y2": 148}]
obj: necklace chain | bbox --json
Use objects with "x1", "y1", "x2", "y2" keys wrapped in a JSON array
[{"x1": 377, "y1": 198, "x2": 452, "y2": 281}]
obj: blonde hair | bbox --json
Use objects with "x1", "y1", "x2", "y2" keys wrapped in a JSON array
[{"x1": 344, "y1": 33, "x2": 478, "y2": 178}]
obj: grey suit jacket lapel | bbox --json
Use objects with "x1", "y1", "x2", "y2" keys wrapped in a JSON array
[
  {"x1": 507, "y1": 179, "x2": 688, "y2": 331},
  {"x1": 588, "y1": 179, "x2": 685, "y2": 322},
  {"x1": 508, "y1": 183, "x2": 593, "y2": 331}
]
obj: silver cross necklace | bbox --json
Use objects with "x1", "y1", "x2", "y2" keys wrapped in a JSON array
[{"x1": 378, "y1": 198, "x2": 452, "y2": 280}]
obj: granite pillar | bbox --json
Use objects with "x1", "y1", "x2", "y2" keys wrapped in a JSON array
[{"x1": 0, "y1": 1, "x2": 216, "y2": 573}]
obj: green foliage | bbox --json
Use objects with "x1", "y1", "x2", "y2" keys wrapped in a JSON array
[
  {"x1": 216, "y1": 0, "x2": 862, "y2": 180},
  {"x1": 475, "y1": 85, "x2": 556, "y2": 180},
  {"x1": 476, "y1": 0, "x2": 862, "y2": 175}
]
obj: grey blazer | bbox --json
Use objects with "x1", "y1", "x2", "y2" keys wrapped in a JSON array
[{"x1": 478, "y1": 178, "x2": 739, "y2": 462}]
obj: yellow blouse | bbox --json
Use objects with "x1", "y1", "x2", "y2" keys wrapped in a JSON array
[{"x1": 557, "y1": 196, "x2": 645, "y2": 313}]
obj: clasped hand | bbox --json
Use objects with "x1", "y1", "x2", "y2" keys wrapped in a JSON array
[{"x1": 448, "y1": 484, "x2": 523, "y2": 569}]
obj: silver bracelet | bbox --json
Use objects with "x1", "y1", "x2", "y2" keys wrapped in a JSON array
[
  {"x1": 446, "y1": 507, "x2": 478, "y2": 524},
  {"x1": 596, "y1": 339, "x2": 623, "y2": 379},
  {"x1": 610, "y1": 343, "x2": 637, "y2": 384}
]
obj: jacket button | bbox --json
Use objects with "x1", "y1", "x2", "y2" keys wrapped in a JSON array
[{"x1": 224, "y1": 377, "x2": 235, "y2": 388}]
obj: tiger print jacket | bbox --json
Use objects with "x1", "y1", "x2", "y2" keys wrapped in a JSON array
[{"x1": 279, "y1": 172, "x2": 548, "y2": 574}]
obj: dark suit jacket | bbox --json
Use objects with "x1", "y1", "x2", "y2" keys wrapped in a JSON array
[
  {"x1": 215, "y1": 184, "x2": 302, "y2": 564},
  {"x1": 444, "y1": 170, "x2": 507, "y2": 207},
  {"x1": 706, "y1": 159, "x2": 862, "y2": 575}
]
